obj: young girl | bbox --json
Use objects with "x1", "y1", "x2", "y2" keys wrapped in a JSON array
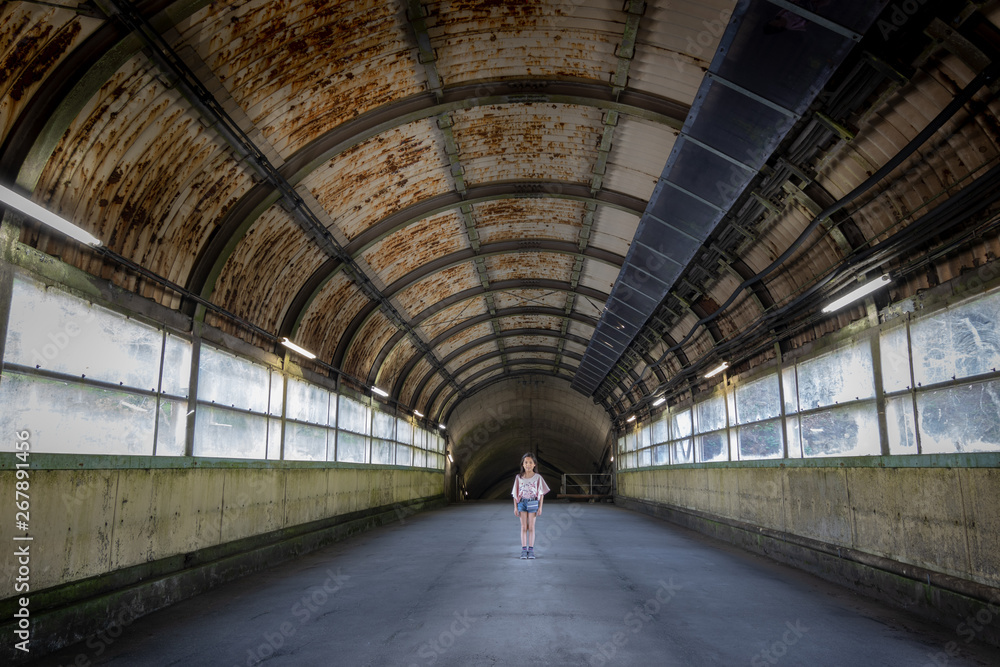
[{"x1": 511, "y1": 453, "x2": 551, "y2": 559}]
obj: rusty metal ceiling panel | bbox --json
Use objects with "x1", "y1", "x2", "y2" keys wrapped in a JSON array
[
  {"x1": 589, "y1": 207, "x2": 641, "y2": 258},
  {"x1": 455, "y1": 358, "x2": 502, "y2": 384},
  {"x1": 573, "y1": 294, "x2": 604, "y2": 319},
  {"x1": 302, "y1": 119, "x2": 453, "y2": 241},
  {"x1": 566, "y1": 320, "x2": 596, "y2": 340},
  {"x1": 424, "y1": 0, "x2": 624, "y2": 86},
  {"x1": 374, "y1": 338, "x2": 419, "y2": 391},
  {"x1": 450, "y1": 103, "x2": 603, "y2": 185},
  {"x1": 394, "y1": 261, "x2": 481, "y2": 314},
  {"x1": 361, "y1": 209, "x2": 468, "y2": 286},
  {"x1": 456, "y1": 367, "x2": 503, "y2": 387},
  {"x1": 631, "y1": 0, "x2": 737, "y2": 104},
  {"x1": 296, "y1": 272, "x2": 372, "y2": 361},
  {"x1": 445, "y1": 340, "x2": 497, "y2": 374},
  {"x1": 498, "y1": 314, "x2": 562, "y2": 332},
  {"x1": 492, "y1": 288, "x2": 567, "y2": 311},
  {"x1": 210, "y1": 207, "x2": 328, "y2": 334},
  {"x1": 174, "y1": 0, "x2": 425, "y2": 157},
  {"x1": 401, "y1": 357, "x2": 434, "y2": 406},
  {"x1": 419, "y1": 372, "x2": 447, "y2": 413},
  {"x1": 35, "y1": 54, "x2": 256, "y2": 294},
  {"x1": 577, "y1": 258, "x2": 618, "y2": 294},
  {"x1": 473, "y1": 199, "x2": 584, "y2": 245},
  {"x1": 484, "y1": 252, "x2": 574, "y2": 284},
  {"x1": 0, "y1": 4, "x2": 99, "y2": 141},
  {"x1": 602, "y1": 116, "x2": 678, "y2": 201},
  {"x1": 563, "y1": 340, "x2": 589, "y2": 357},
  {"x1": 503, "y1": 334, "x2": 560, "y2": 349},
  {"x1": 435, "y1": 321, "x2": 495, "y2": 359},
  {"x1": 506, "y1": 351, "x2": 557, "y2": 363},
  {"x1": 416, "y1": 297, "x2": 490, "y2": 340},
  {"x1": 344, "y1": 309, "x2": 398, "y2": 378}
]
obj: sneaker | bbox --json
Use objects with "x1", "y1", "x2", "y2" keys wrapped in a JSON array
[
  {"x1": 520, "y1": 548, "x2": 528, "y2": 559},
  {"x1": 527, "y1": 548, "x2": 535, "y2": 559}
]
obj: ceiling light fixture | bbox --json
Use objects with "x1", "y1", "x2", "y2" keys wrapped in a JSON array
[
  {"x1": 704, "y1": 361, "x2": 729, "y2": 378},
  {"x1": 626, "y1": 415, "x2": 636, "y2": 423},
  {"x1": 447, "y1": 453, "x2": 453, "y2": 462},
  {"x1": 413, "y1": 409, "x2": 424, "y2": 418},
  {"x1": 822, "y1": 274, "x2": 891, "y2": 313},
  {"x1": 652, "y1": 396, "x2": 666, "y2": 407},
  {"x1": 280, "y1": 337, "x2": 316, "y2": 359},
  {"x1": 0, "y1": 184, "x2": 102, "y2": 247},
  {"x1": 438, "y1": 423, "x2": 446, "y2": 430},
  {"x1": 371, "y1": 385, "x2": 389, "y2": 398}
]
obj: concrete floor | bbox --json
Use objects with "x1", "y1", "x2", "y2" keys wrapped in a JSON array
[{"x1": 36, "y1": 501, "x2": 1000, "y2": 666}]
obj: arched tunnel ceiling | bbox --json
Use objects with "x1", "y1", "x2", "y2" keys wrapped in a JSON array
[{"x1": 4, "y1": 0, "x2": 1000, "y2": 457}]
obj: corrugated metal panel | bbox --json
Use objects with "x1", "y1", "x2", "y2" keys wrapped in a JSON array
[
  {"x1": 503, "y1": 334, "x2": 560, "y2": 349},
  {"x1": 630, "y1": 0, "x2": 738, "y2": 104},
  {"x1": 302, "y1": 119, "x2": 453, "y2": 241},
  {"x1": 295, "y1": 273, "x2": 372, "y2": 361},
  {"x1": 361, "y1": 209, "x2": 469, "y2": 286},
  {"x1": 485, "y1": 252, "x2": 574, "y2": 283},
  {"x1": 209, "y1": 208, "x2": 328, "y2": 335},
  {"x1": 425, "y1": 0, "x2": 623, "y2": 85},
  {"x1": 498, "y1": 314, "x2": 562, "y2": 332},
  {"x1": 375, "y1": 338, "x2": 419, "y2": 393},
  {"x1": 451, "y1": 104, "x2": 603, "y2": 185},
  {"x1": 435, "y1": 321, "x2": 496, "y2": 359},
  {"x1": 577, "y1": 258, "x2": 618, "y2": 294},
  {"x1": 344, "y1": 310, "x2": 397, "y2": 377},
  {"x1": 417, "y1": 298, "x2": 490, "y2": 339},
  {"x1": 566, "y1": 320, "x2": 596, "y2": 340},
  {"x1": 394, "y1": 261, "x2": 481, "y2": 314},
  {"x1": 419, "y1": 373, "x2": 448, "y2": 413},
  {"x1": 474, "y1": 199, "x2": 583, "y2": 245},
  {"x1": 456, "y1": 366, "x2": 503, "y2": 387},
  {"x1": 401, "y1": 357, "x2": 434, "y2": 406},
  {"x1": 588, "y1": 208, "x2": 640, "y2": 260},
  {"x1": 445, "y1": 340, "x2": 497, "y2": 374},
  {"x1": 0, "y1": 5, "x2": 97, "y2": 141},
  {"x1": 602, "y1": 116, "x2": 678, "y2": 201},
  {"x1": 174, "y1": 0, "x2": 425, "y2": 157},
  {"x1": 563, "y1": 341, "x2": 589, "y2": 357},
  {"x1": 492, "y1": 288, "x2": 567, "y2": 311},
  {"x1": 573, "y1": 294, "x2": 604, "y2": 319}
]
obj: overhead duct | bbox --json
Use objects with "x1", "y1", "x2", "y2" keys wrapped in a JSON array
[{"x1": 572, "y1": 0, "x2": 888, "y2": 396}]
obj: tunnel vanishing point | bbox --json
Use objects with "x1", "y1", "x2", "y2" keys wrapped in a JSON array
[{"x1": 3, "y1": 0, "x2": 1000, "y2": 664}]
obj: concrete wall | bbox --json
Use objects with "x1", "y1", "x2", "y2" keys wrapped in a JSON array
[
  {"x1": 0, "y1": 456, "x2": 443, "y2": 598},
  {"x1": 618, "y1": 458, "x2": 1000, "y2": 590}
]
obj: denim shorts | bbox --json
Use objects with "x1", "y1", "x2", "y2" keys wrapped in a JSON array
[{"x1": 517, "y1": 499, "x2": 539, "y2": 513}]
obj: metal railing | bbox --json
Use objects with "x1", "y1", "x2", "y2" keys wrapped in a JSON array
[{"x1": 560, "y1": 473, "x2": 614, "y2": 497}]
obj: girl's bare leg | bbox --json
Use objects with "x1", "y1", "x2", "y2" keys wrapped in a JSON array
[
  {"x1": 519, "y1": 511, "x2": 529, "y2": 547},
  {"x1": 527, "y1": 512, "x2": 537, "y2": 547}
]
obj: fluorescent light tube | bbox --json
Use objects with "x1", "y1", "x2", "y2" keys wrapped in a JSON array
[
  {"x1": 280, "y1": 337, "x2": 316, "y2": 359},
  {"x1": 626, "y1": 415, "x2": 636, "y2": 423},
  {"x1": 704, "y1": 361, "x2": 729, "y2": 378},
  {"x1": 0, "y1": 184, "x2": 102, "y2": 247},
  {"x1": 438, "y1": 423, "x2": 446, "y2": 430},
  {"x1": 371, "y1": 385, "x2": 389, "y2": 398},
  {"x1": 652, "y1": 396, "x2": 666, "y2": 407},
  {"x1": 822, "y1": 275, "x2": 891, "y2": 313},
  {"x1": 413, "y1": 410, "x2": 424, "y2": 417}
]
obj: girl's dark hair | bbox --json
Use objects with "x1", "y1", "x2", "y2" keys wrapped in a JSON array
[{"x1": 519, "y1": 452, "x2": 536, "y2": 477}]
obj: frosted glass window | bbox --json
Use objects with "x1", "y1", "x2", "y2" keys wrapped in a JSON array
[
  {"x1": 286, "y1": 377, "x2": 328, "y2": 425},
  {"x1": 735, "y1": 374, "x2": 781, "y2": 424},
  {"x1": 696, "y1": 395, "x2": 726, "y2": 433},
  {"x1": 696, "y1": 432, "x2": 728, "y2": 462},
  {"x1": 886, "y1": 396, "x2": 917, "y2": 455},
  {"x1": 372, "y1": 438, "x2": 393, "y2": 464},
  {"x1": 337, "y1": 431, "x2": 367, "y2": 462},
  {"x1": 618, "y1": 436, "x2": 626, "y2": 454},
  {"x1": 737, "y1": 420, "x2": 783, "y2": 460},
  {"x1": 397, "y1": 419, "x2": 413, "y2": 445},
  {"x1": 412, "y1": 447, "x2": 426, "y2": 468},
  {"x1": 911, "y1": 296, "x2": 1000, "y2": 386},
  {"x1": 917, "y1": 379, "x2": 1000, "y2": 453},
  {"x1": 267, "y1": 418, "x2": 282, "y2": 460},
  {"x1": 673, "y1": 439, "x2": 694, "y2": 464},
  {"x1": 800, "y1": 403, "x2": 879, "y2": 458},
  {"x1": 639, "y1": 424, "x2": 652, "y2": 449},
  {"x1": 782, "y1": 367, "x2": 798, "y2": 415},
  {"x1": 652, "y1": 415, "x2": 669, "y2": 444},
  {"x1": 198, "y1": 345, "x2": 269, "y2": 413},
  {"x1": 284, "y1": 422, "x2": 327, "y2": 461},
  {"x1": 161, "y1": 334, "x2": 191, "y2": 398},
  {"x1": 156, "y1": 397, "x2": 187, "y2": 456},
  {"x1": 786, "y1": 418, "x2": 802, "y2": 458},
  {"x1": 5, "y1": 276, "x2": 162, "y2": 391},
  {"x1": 671, "y1": 409, "x2": 692, "y2": 439},
  {"x1": 796, "y1": 341, "x2": 874, "y2": 410},
  {"x1": 639, "y1": 447, "x2": 652, "y2": 468},
  {"x1": 880, "y1": 325, "x2": 911, "y2": 393},
  {"x1": 653, "y1": 444, "x2": 670, "y2": 466},
  {"x1": 193, "y1": 406, "x2": 266, "y2": 459},
  {"x1": 372, "y1": 410, "x2": 395, "y2": 440},
  {"x1": 626, "y1": 431, "x2": 638, "y2": 451},
  {"x1": 338, "y1": 395, "x2": 370, "y2": 434},
  {"x1": 268, "y1": 373, "x2": 284, "y2": 417},
  {"x1": 0, "y1": 372, "x2": 155, "y2": 454},
  {"x1": 396, "y1": 444, "x2": 412, "y2": 466},
  {"x1": 433, "y1": 434, "x2": 445, "y2": 453}
]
